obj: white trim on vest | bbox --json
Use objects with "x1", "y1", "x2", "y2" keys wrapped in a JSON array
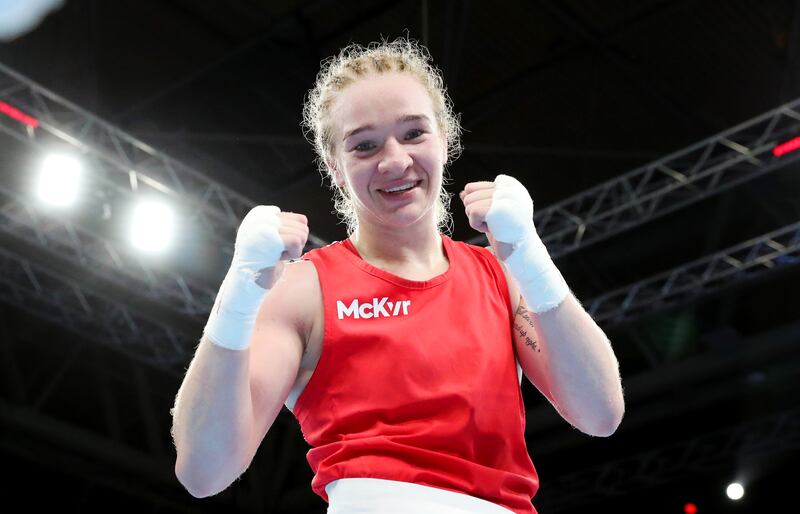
[{"x1": 325, "y1": 477, "x2": 516, "y2": 514}]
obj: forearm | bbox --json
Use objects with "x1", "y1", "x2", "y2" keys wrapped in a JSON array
[
  {"x1": 524, "y1": 293, "x2": 624, "y2": 436},
  {"x1": 171, "y1": 335, "x2": 256, "y2": 497},
  {"x1": 465, "y1": 174, "x2": 625, "y2": 435}
]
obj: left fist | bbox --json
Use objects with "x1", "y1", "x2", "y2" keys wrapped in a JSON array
[{"x1": 460, "y1": 174, "x2": 536, "y2": 254}]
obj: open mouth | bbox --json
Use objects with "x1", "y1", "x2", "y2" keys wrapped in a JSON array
[{"x1": 379, "y1": 180, "x2": 422, "y2": 197}]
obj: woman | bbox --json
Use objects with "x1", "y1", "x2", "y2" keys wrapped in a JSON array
[{"x1": 171, "y1": 38, "x2": 624, "y2": 514}]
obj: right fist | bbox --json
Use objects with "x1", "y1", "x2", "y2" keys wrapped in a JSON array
[
  {"x1": 204, "y1": 205, "x2": 310, "y2": 350},
  {"x1": 234, "y1": 206, "x2": 309, "y2": 261},
  {"x1": 233, "y1": 206, "x2": 309, "y2": 290}
]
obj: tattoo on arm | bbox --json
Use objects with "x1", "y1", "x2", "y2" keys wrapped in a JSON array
[{"x1": 514, "y1": 304, "x2": 540, "y2": 353}]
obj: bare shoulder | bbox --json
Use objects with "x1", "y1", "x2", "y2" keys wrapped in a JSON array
[
  {"x1": 279, "y1": 258, "x2": 319, "y2": 287},
  {"x1": 269, "y1": 259, "x2": 320, "y2": 351}
]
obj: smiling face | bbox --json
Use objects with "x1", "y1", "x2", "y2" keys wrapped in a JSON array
[{"x1": 328, "y1": 72, "x2": 448, "y2": 231}]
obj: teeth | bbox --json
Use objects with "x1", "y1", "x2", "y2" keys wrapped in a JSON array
[{"x1": 384, "y1": 182, "x2": 416, "y2": 193}]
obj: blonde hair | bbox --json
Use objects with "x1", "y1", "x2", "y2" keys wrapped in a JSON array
[{"x1": 301, "y1": 37, "x2": 462, "y2": 236}]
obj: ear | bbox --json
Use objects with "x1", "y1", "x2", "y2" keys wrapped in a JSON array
[{"x1": 326, "y1": 158, "x2": 344, "y2": 188}]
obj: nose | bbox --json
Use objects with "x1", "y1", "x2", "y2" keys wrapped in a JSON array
[{"x1": 377, "y1": 137, "x2": 413, "y2": 174}]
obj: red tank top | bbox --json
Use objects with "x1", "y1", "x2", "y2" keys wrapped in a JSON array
[{"x1": 293, "y1": 234, "x2": 539, "y2": 514}]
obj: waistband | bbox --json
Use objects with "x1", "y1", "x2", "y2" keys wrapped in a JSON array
[{"x1": 325, "y1": 477, "x2": 515, "y2": 514}]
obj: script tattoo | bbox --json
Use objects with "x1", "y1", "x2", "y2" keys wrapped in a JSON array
[{"x1": 514, "y1": 304, "x2": 540, "y2": 353}]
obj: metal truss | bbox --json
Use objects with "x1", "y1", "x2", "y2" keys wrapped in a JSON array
[
  {"x1": 0, "y1": 59, "x2": 326, "y2": 362},
  {"x1": 0, "y1": 246, "x2": 192, "y2": 370},
  {"x1": 586, "y1": 221, "x2": 800, "y2": 327},
  {"x1": 0, "y1": 61, "x2": 328, "y2": 255},
  {"x1": 536, "y1": 408, "x2": 800, "y2": 512},
  {"x1": 500, "y1": 221, "x2": 800, "y2": 433},
  {"x1": 525, "y1": 317, "x2": 800, "y2": 441},
  {"x1": 468, "y1": 98, "x2": 800, "y2": 259},
  {"x1": 0, "y1": 182, "x2": 216, "y2": 319}
]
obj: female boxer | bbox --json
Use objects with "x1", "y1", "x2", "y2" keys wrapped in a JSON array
[{"x1": 172, "y1": 37, "x2": 624, "y2": 514}]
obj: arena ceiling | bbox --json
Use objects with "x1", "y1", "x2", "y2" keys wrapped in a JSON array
[{"x1": 1, "y1": 1, "x2": 798, "y2": 513}]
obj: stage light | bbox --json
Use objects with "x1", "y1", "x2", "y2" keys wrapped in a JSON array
[
  {"x1": 683, "y1": 502, "x2": 697, "y2": 514},
  {"x1": 130, "y1": 198, "x2": 176, "y2": 254},
  {"x1": 35, "y1": 153, "x2": 82, "y2": 207},
  {"x1": 726, "y1": 482, "x2": 744, "y2": 500}
]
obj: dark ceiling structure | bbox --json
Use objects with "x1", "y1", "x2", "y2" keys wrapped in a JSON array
[{"x1": 1, "y1": 1, "x2": 799, "y2": 513}]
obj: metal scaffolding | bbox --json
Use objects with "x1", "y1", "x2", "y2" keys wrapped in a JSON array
[
  {"x1": 0, "y1": 181, "x2": 216, "y2": 319},
  {"x1": 0, "y1": 61, "x2": 326, "y2": 250},
  {"x1": 0, "y1": 60, "x2": 328, "y2": 305},
  {"x1": 525, "y1": 317, "x2": 800, "y2": 441},
  {"x1": 0, "y1": 59, "x2": 329, "y2": 367},
  {"x1": 0, "y1": 246, "x2": 190, "y2": 370},
  {"x1": 536, "y1": 408, "x2": 800, "y2": 512},
  {"x1": 468, "y1": 98, "x2": 800, "y2": 259},
  {"x1": 587, "y1": 221, "x2": 800, "y2": 327}
]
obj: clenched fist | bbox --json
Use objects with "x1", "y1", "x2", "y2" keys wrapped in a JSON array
[
  {"x1": 205, "y1": 205, "x2": 310, "y2": 350},
  {"x1": 233, "y1": 206, "x2": 309, "y2": 290},
  {"x1": 460, "y1": 174, "x2": 535, "y2": 260},
  {"x1": 462, "y1": 175, "x2": 569, "y2": 313}
]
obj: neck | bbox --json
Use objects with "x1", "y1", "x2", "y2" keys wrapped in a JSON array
[{"x1": 349, "y1": 217, "x2": 445, "y2": 267}]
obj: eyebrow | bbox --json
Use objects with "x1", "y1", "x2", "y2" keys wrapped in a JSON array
[{"x1": 342, "y1": 114, "x2": 432, "y2": 141}]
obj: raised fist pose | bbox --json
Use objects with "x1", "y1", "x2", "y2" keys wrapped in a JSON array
[
  {"x1": 204, "y1": 206, "x2": 309, "y2": 351},
  {"x1": 172, "y1": 37, "x2": 624, "y2": 514},
  {"x1": 460, "y1": 174, "x2": 569, "y2": 314}
]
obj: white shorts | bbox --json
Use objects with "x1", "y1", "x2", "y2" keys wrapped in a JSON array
[{"x1": 325, "y1": 477, "x2": 515, "y2": 514}]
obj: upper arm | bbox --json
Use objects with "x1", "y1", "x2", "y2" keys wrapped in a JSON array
[
  {"x1": 245, "y1": 260, "x2": 314, "y2": 457},
  {"x1": 486, "y1": 246, "x2": 558, "y2": 407}
]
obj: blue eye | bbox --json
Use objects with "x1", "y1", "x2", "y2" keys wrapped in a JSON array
[
  {"x1": 406, "y1": 129, "x2": 424, "y2": 140},
  {"x1": 354, "y1": 141, "x2": 375, "y2": 152}
]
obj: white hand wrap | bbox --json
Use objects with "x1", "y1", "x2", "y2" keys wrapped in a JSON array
[
  {"x1": 204, "y1": 205, "x2": 285, "y2": 350},
  {"x1": 486, "y1": 174, "x2": 569, "y2": 313}
]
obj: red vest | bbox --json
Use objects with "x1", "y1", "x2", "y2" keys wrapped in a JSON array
[{"x1": 293, "y1": 234, "x2": 539, "y2": 513}]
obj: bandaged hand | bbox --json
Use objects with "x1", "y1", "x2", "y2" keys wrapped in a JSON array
[
  {"x1": 204, "y1": 205, "x2": 308, "y2": 350},
  {"x1": 462, "y1": 174, "x2": 569, "y2": 313}
]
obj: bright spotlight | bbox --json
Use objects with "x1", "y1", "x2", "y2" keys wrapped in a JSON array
[
  {"x1": 130, "y1": 198, "x2": 176, "y2": 254},
  {"x1": 35, "y1": 153, "x2": 82, "y2": 207},
  {"x1": 726, "y1": 482, "x2": 744, "y2": 501}
]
